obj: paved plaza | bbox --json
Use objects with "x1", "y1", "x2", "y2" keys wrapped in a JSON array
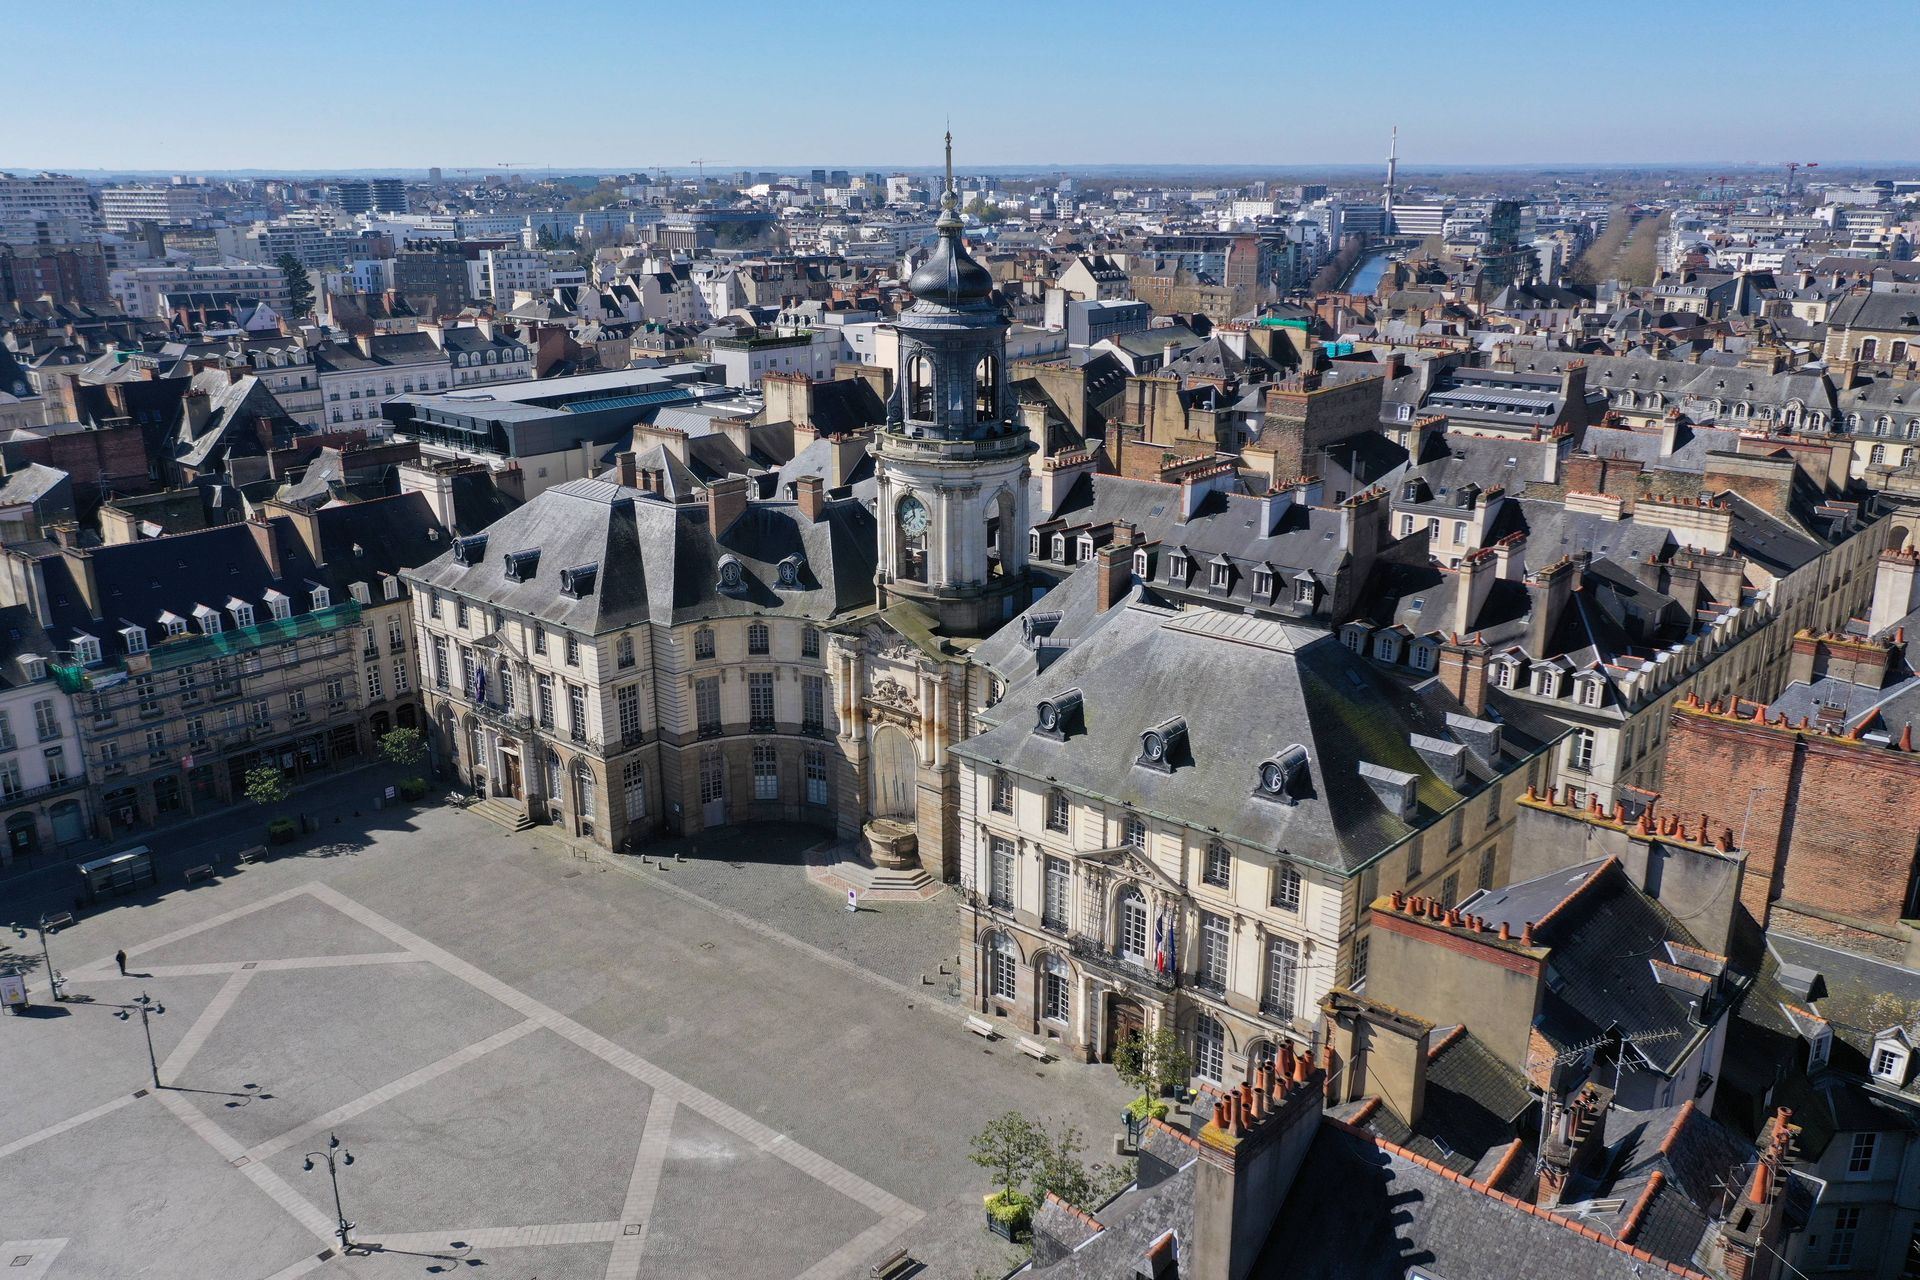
[{"x1": 0, "y1": 796, "x2": 1132, "y2": 1279}]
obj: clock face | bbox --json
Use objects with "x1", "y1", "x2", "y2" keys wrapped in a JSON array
[{"x1": 898, "y1": 495, "x2": 930, "y2": 537}]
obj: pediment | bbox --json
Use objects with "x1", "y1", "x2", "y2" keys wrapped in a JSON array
[{"x1": 1079, "y1": 845, "x2": 1182, "y2": 894}]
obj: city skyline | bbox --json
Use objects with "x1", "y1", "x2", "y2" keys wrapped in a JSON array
[{"x1": 9, "y1": 0, "x2": 1918, "y2": 173}]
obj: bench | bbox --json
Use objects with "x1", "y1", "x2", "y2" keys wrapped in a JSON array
[
  {"x1": 963, "y1": 1015, "x2": 997, "y2": 1040},
  {"x1": 184, "y1": 864, "x2": 215, "y2": 884},
  {"x1": 41, "y1": 912, "x2": 75, "y2": 931},
  {"x1": 870, "y1": 1247, "x2": 914, "y2": 1279},
  {"x1": 1016, "y1": 1036, "x2": 1052, "y2": 1062},
  {"x1": 236, "y1": 845, "x2": 267, "y2": 865}
]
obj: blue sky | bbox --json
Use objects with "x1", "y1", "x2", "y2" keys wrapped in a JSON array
[{"x1": 7, "y1": 0, "x2": 1914, "y2": 172}]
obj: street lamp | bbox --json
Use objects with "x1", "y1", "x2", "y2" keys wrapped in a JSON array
[
  {"x1": 113, "y1": 991, "x2": 165, "y2": 1088},
  {"x1": 304, "y1": 1133, "x2": 357, "y2": 1253},
  {"x1": 10, "y1": 915, "x2": 66, "y2": 1000}
]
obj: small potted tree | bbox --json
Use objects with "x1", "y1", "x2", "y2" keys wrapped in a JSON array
[
  {"x1": 970, "y1": 1111, "x2": 1043, "y2": 1241},
  {"x1": 245, "y1": 765, "x2": 296, "y2": 844},
  {"x1": 1112, "y1": 1027, "x2": 1192, "y2": 1140},
  {"x1": 379, "y1": 726, "x2": 428, "y2": 801}
]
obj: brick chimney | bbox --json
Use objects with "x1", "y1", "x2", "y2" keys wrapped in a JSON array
[
  {"x1": 1525, "y1": 557, "x2": 1576, "y2": 656},
  {"x1": 1321, "y1": 991, "x2": 1431, "y2": 1128},
  {"x1": 1453, "y1": 547, "x2": 1497, "y2": 637},
  {"x1": 616, "y1": 451, "x2": 638, "y2": 490},
  {"x1": 1189, "y1": 1058, "x2": 1325, "y2": 1280},
  {"x1": 247, "y1": 515, "x2": 285, "y2": 579},
  {"x1": 795, "y1": 474, "x2": 825, "y2": 522},
  {"x1": 1436, "y1": 636, "x2": 1489, "y2": 716},
  {"x1": 1711, "y1": 1108, "x2": 1797, "y2": 1280},
  {"x1": 1537, "y1": 1083, "x2": 1615, "y2": 1209},
  {"x1": 1869, "y1": 545, "x2": 1920, "y2": 637},
  {"x1": 1095, "y1": 543, "x2": 1134, "y2": 612},
  {"x1": 706, "y1": 476, "x2": 749, "y2": 540}
]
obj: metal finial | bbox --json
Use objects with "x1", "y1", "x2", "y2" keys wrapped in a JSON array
[{"x1": 944, "y1": 129, "x2": 954, "y2": 195}]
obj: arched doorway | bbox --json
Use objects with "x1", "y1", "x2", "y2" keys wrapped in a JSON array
[
  {"x1": 869, "y1": 724, "x2": 916, "y2": 819},
  {"x1": 1104, "y1": 994, "x2": 1146, "y2": 1063}
]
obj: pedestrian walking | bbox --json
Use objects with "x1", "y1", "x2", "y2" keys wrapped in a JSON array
[{"x1": 115, "y1": 948, "x2": 127, "y2": 975}]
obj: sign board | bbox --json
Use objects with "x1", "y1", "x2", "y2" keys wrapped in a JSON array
[
  {"x1": 385, "y1": 787, "x2": 397, "y2": 801},
  {"x1": 846, "y1": 888, "x2": 858, "y2": 913},
  {"x1": 180, "y1": 754, "x2": 194, "y2": 770},
  {"x1": 0, "y1": 973, "x2": 26, "y2": 1009}
]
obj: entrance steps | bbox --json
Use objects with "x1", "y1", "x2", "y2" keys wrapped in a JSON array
[{"x1": 470, "y1": 796, "x2": 534, "y2": 833}]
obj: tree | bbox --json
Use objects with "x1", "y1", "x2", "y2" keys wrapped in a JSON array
[
  {"x1": 378, "y1": 726, "x2": 426, "y2": 772},
  {"x1": 964, "y1": 197, "x2": 1006, "y2": 225},
  {"x1": 276, "y1": 254, "x2": 313, "y2": 319},
  {"x1": 969, "y1": 1111, "x2": 1044, "y2": 1202},
  {"x1": 1112, "y1": 1027, "x2": 1193, "y2": 1117},
  {"x1": 1032, "y1": 1122, "x2": 1098, "y2": 1212},
  {"x1": 243, "y1": 765, "x2": 289, "y2": 810}
]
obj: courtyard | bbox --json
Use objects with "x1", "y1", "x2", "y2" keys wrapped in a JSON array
[{"x1": 0, "y1": 789, "x2": 1133, "y2": 1279}]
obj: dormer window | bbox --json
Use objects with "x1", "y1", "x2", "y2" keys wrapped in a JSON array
[
  {"x1": 504, "y1": 549, "x2": 541, "y2": 583},
  {"x1": 262, "y1": 591, "x2": 289, "y2": 622},
  {"x1": 777, "y1": 555, "x2": 805, "y2": 590},
  {"x1": 20, "y1": 655, "x2": 46, "y2": 682},
  {"x1": 227, "y1": 599, "x2": 254, "y2": 629},
  {"x1": 310, "y1": 585, "x2": 331, "y2": 611},
  {"x1": 121, "y1": 625, "x2": 148, "y2": 654},
  {"x1": 1209, "y1": 559, "x2": 1231, "y2": 590},
  {"x1": 1035, "y1": 687, "x2": 1084, "y2": 740},
  {"x1": 159, "y1": 611, "x2": 188, "y2": 638},
  {"x1": 1133, "y1": 549, "x2": 1150, "y2": 577},
  {"x1": 382, "y1": 575, "x2": 400, "y2": 601},
  {"x1": 560, "y1": 564, "x2": 599, "y2": 599},
  {"x1": 1253, "y1": 568, "x2": 1274, "y2": 599},
  {"x1": 716, "y1": 555, "x2": 746, "y2": 595},
  {"x1": 193, "y1": 605, "x2": 223, "y2": 635},
  {"x1": 1257, "y1": 745, "x2": 1310, "y2": 804},
  {"x1": 349, "y1": 582, "x2": 371, "y2": 605},
  {"x1": 1491, "y1": 660, "x2": 1515, "y2": 689},
  {"x1": 1872, "y1": 1033, "x2": 1912, "y2": 1085},
  {"x1": 1029, "y1": 530, "x2": 1043, "y2": 557},
  {"x1": 1578, "y1": 678, "x2": 1604, "y2": 707},
  {"x1": 1137, "y1": 717, "x2": 1187, "y2": 772},
  {"x1": 1293, "y1": 574, "x2": 1316, "y2": 606},
  {"x1": 452, "y1": 534, "x2": 488, "y2": 566},
  {"x1": 70, "y1": 634, "x2": 101, "y2": 666},
  {"x1": 1169, "y1": 551, "x2": 1191, "y2": 582}
]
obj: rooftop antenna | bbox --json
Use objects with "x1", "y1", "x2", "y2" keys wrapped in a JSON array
[{"x1": 1384, "y1": 125, "x2": 1399, "y2": 235}]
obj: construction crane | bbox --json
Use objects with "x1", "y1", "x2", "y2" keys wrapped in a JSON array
[
  {"x1": 690, "y1": 158, "x2": 708, "y2": 181},
  {"x1": 1783, "y1": 161, "x2": 1819, "y2": 199}
]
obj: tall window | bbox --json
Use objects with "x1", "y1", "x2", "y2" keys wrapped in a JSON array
[
  {"x1": 988, "y1": 836, "x2": 1015, "y2": 909},
  {"x1": 532, "y1": 625, "x2": 547, "y2": 655},
  {"x1": 1117, "y1": 889, "x2": 1149, "y2": 962},
  {"x1": 802, "y1": 676, "x2": 825, "y2": 734},
  {"x1": 974, "y1": 354, "x2": 998, "y2": 422},
  {"x1": 747, "y1": 623, "x2": 769, "y2": 655},
  {"x1": 748, "y1": 672, "x2": 775, "y2": 731},
  {"x1": 752, "y1": 742, "x2": 778, "y2": 800},
  {"x1": 695, "y1": 677, "x2": 721, "y2": 736},
  {"x1": 623, "y1": 759, "x2": 646, "y2": 820},
  {"x1": 908, "y1": 353, "x2": 934, "y2": 419},
  {"x1": 616, "y1": 634, "x2": 635, "y2": 668},
  {"x1": 1266, "y1": 937, "x2": 1300, "y2": 1019},
  {"x1": 617, "y1": 684, "x2": 640, "y2": 740},
  {"x1": 1203, "y1": 839, "x2": 1231, "y2": 888},
  {"x1": 366, "y1": 663, "x2": 384, "y2": 703},
  {"x1": 1848, "y1": 1131, "x2": 1877, "y2": 1175},
  {"x1": 537, "y1": 674, "x2": 555, "y2": 729},
  {"x1": 1195, "y1": 1015, "x2": 1225, "y2": 1083},
  {"x1": 567, "y1": 684, "x2": 587, "y2": 741},
  {"x1": 1350, "y1": 935, "x2": 1370, "y2": 987},
  {"x1": 1043, "y1": 857, "x2": 1070, "y2": 930},
  {"x1": 987, "y1": 933, "x2": 1017, "y2": 1001},
  {"x1": 699, "y1": 751, "x2": 724, "y2": 804},
  {"x1": 1273, "y1": 864, "x2": 1301, "y2": 913},
  {"x1": 455, "y1": 600, "x2": 468, "y2": 630},
  {"x1": 1569, "y1": 729, "x2": 1595, "y2": 772},
  {"x1": 805, "y1": 748, "x2": 829, "y2": 805},
  {"x1": 991, "y1": 771, "x2": 1013, "y2": 814},
  {"x1": 1040, "y1": 954, "x2": 1069, "y2": 1023},
  {"x1": 694, "y1": 627, "x2": 715, "y2": 660},
  {"x1": 1827, "y1": 1206, "x2": 1859, "y2": 1267},
  {"x1": 1046, "y1": 789, "x2": 1070, "y2": 833},
  {"x1": 1121, "y1": 811, "x2": 1146, "y2": 850},
  {"x1": 1479, "y1": 847, "x2": 1496, "y2": 891},
  {"x1": 564, "y1": 633, "x2": 579, "y2": 667},
  {"x1": 1199, "y1": 912, "x2": 1230, "y2": 991},
  {"x1": 496, "y1": 662, "x2": 513, "y2": 710},
  {"x1": 574, "y1": 761, "x2": 595, "y2": 827},
  {"x1": 801, "y1": 626, "x2": 819, "y2": 658},
  {"x1": 393, "y1": 657, "x2": 410, "y2": 693}
]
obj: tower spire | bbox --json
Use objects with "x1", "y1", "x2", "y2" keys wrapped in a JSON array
[
  {"x1": 937, "y1": 128, "x2": 962, "y2": 235},
  {"x1": 945, "y1": 127, "x2": 954, "y2": 195},
  {"x1": 1384, "y1": 124, "x2": 1399, "y2": 235}
]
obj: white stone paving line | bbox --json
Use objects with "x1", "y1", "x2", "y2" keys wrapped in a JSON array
[
  {"x1": 0, "y1": 1239, "x2": 67, "y2": 1280},
  {"x1": 256, "y1": 1251, "x2": 333, "y2": 1280},
  {"x1": 586, "y1": 840, "x2": 973, "y2": 1026},
  {"x1": 85, "y1": 953, "x2": 425, "y2": 981},
  {"x1": 602, "y1": 1094, "x2": 677, "y2": 1280},
  {"x1": 302, "y1": 882, "x2": 923, "y2": 1233},
  {"x1": 158, "y1": 967, "x2": 254, "y2": 1080},
  {"x1": 244, "y1": 1017, "x2": 543, "y2": 1164},
  {"x1": 0, "y1": 1094, "x2": 136, "y2": 1163},
  {"x1": 64, "y1": 884, "x2": 314, "y2": 978},
  {"x1": 366, "y1": 1222, "x2": 623, "y2": 1252},
  {"x1": 154, "y1": 1087, "x2": 339, "y2": 1244},
  {"x1": 792, "y1": 1210, "x2": 923, "y2": 1280}
]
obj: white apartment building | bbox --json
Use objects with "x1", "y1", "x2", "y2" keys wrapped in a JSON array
[
  {"x1": 110, "y1": 263, "x2": 289, "y2": 318},
  {"x1": 0, "y1": 172, "x2": 95, "y2": 240},
  {"x1": 99, "y1": 184, "x2": 208, "y2": 232}
]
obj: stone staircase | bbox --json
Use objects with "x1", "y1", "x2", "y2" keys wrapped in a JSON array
[
  {"x1": 820, "y1": 854, "x2": 935, "y2": 895},
  {"x1": 469, "y1": 796, "x2": 534, "y2": 833}
]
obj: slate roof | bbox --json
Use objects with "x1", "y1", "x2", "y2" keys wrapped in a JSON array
[
  {"x1": 959, "y1": 601, "x2": 1528, "y2": 874},
  {"x1": 405, "y1": 476, "x2": 876, "y2": 633},
  {"x1": 1359, "y1": 1029, "x2": 1535, "y2": 1175},
  {"x1": 0, "y1": 603, "x2": 56, "y2": 690}
]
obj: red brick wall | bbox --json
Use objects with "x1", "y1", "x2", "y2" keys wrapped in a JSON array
[
  {"x1": 11, "y1": 425, "x2": 151, "y2": 494},
  {"x1": 1661, "y1": 707, "x2": 1920, "y2": 941}
]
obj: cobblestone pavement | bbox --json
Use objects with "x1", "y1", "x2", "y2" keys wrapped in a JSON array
[{"x1": 0, "y1": 803, "x2": 1132, "y2": 1279}]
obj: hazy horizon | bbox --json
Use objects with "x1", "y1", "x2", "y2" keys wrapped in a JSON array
[{"x1": 10, "y1": 0, "x2": 1915, "y2": 173}]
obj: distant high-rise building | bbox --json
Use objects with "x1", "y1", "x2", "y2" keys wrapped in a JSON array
[
  {"x1": 428, "y1": 167, "x2": 443, "y2": 183},
  {"x1": 333, "y1": 179, "x2": 409, "y2": 215},
  {"x1": 0, "y1": 172, "x2": 96, "y2": 242}
]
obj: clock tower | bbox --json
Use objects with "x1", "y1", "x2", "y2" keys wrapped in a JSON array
[{"x1": 874, "y1": 133, "x2": 1034, "y2": 637}]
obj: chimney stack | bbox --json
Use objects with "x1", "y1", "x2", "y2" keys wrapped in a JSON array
[
  {"x1": 706, "y1": 476, "x2": 749, "y2": 541},
  {"x1": 1095, "y1": 543, "x2": 1134, "y2": 612},
  {"x1": 1190, "y1": 1055, "x2": 1325, "y2": 1280},
  {"x1": 616, "y1": 451, "x2": 638, "y2": 490},
  {"x1": 795, "y1": 474, "x2": 826, "y2": 522}
]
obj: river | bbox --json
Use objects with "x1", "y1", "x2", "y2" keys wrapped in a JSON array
[{"x1": 1344, "y1": 247, "x2": 1394, "y2": 296}]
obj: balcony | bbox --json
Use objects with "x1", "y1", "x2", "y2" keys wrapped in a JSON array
[
  {"x1": 0, "y1": 774, "x2": 87, "y2": 807},
  {"x1": 1068, "y1": 933, "x2": 1177, "y2": 992},
  {"x1": 472, "y1": 700, "x2": 532, "y2": 736}
]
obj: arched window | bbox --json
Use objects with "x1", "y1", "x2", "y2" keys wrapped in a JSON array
[
  {"x1": 1116, "y1": 888, "x2": 1149, "y2": 962},
  {"x1": 574, "y1": 760, "x2": 596, "y2": 824},
  {"x1": 747, "y1": 622, "x2": 769, "y2": 655},
  {"x1": 987, "y1": 932, "x2": 1018, "y2": 1001},
  {"x1": 1247, "y1": 1040, "x2": 1276, "y2": 1078},
  {"x1": 1195, "y1": 1014, "x2": 1225, "y2": 1083},
  {"x1": 1040, "y1": 953, "x2": 1070, "y2": 1022},
  {"x1": 974, "y1": 354, "x2": 998, "y2": 423},
  {"x1": 545, "y1": 749, "x2": 562, "y2": 812},
  {"x1": 908, "y1": 353, "x2": 934, "y2": 419}
]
